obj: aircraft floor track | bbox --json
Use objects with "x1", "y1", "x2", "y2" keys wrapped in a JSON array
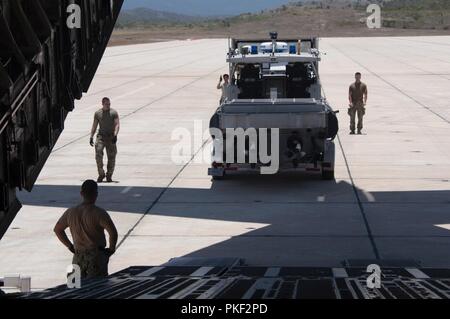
[{"x1": 23, "y1": 264, "x2": 450, "y2": 299}]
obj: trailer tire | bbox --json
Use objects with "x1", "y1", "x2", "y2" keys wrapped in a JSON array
[
  {"x1": 322, "y1": 170, "x2": 335, "y2": 180},
  {"x1": 212, "y1": 172, "x2": 226, "y2": 181}
]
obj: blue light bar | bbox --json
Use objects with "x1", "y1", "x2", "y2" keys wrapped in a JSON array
[{"x1": 289, "y1": 45, "x2": 296, "y2": 54}]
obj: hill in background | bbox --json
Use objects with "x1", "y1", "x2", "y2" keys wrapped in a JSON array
[
  {"x1": 111, "y1": 0, "x2": 450, "y2": 46},
  {"x1": 121, "y1": 0, "x2": 293, "y2": 17},
  {"x1": 381, "y1": 0, "x2": 450, "y2": 29},
  {"x1": 117, "y1": 8, "x2": 203, "y2": 27}
]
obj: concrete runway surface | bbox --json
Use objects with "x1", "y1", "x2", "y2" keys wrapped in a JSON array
[{"x1": 1, "y1": 36, "x2": 450, "y2": 290}]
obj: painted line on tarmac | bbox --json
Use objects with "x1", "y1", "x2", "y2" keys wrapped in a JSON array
[
  {"x1": 337, "y1": 134, "x2": 381, "y2": 260},
  {"x1": 52, "y1": 64, "x2": 225, "y2": 153}
]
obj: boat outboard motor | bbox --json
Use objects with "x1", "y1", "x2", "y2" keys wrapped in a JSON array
[{"x1": 326, "y1": 111, "x2": 339, "y2": 140}]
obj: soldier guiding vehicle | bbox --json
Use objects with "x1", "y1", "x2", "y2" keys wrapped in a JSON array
[
  {"x1": 348, "y1": 72, "x2": 368, "y2": 135},
  {"x1": 217, "y1": 74, "x2": 241, "y2": 104},
  {"x1": 90, "y1": 97, "x2": 120, "y2": 183}
]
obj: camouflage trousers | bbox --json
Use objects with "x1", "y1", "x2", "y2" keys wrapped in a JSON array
[
  {"x1": 95, "y1": 135, "x2": 117, "y2": 178},
  {"x1": 72, "y1": 249, "x2": 110, "y2": 279},
  {"x1": 348, "y1": 103, "x2": 366, "y2": 132}
]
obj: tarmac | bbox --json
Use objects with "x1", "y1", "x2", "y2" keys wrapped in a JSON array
[{"x1": 1, "y1": 36, "x2": 450, "y2": 290}]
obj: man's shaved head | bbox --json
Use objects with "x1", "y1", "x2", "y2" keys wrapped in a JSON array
[{"x1": 81, "y1": 180, "x2": 98, "y2": 202}]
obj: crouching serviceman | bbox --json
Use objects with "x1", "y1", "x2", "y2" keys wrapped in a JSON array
[{"x1": 54, "y1": 180, "x2": 118, "y2": 279}]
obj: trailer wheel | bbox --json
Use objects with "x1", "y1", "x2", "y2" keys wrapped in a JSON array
[
  {"x1": 212, "y1": 172, "x2": 226, "y2": 181},
  {"x1": 322, "y1": 170, "x2": 335, "y2": 180}
]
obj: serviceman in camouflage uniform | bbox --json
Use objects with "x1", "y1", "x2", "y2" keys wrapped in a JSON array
[
  {"x1": 348, "y1": 72, "x2": 368, "y2": 135},
  {"x1": 54, "y1": 180, "x2": 118, "y2": 279},
  {"x1": 90, "y1": 97, "x2": 120, "y2": 183}
]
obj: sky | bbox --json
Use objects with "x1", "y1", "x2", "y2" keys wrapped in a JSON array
[{"x1": 122, "y1": 0, "x2": 295, "y2": 16}]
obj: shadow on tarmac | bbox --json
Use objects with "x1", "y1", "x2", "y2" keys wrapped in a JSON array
[{"x1": 17, "y1": 174, "x2": 450, "y2": 267}]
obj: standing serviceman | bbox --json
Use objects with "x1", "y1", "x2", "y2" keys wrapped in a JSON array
[
  {"x1": 54, "y1": 180, "x2": 118, "y2": 279},
  {"x1": 90, "y1": 97, "x2": 120, "y2": 183},
  {"x1": 217, "y1": 74, "x2": 240, "y2": 104},
  {"x1": 348, "y1": 72, "x2": 368, "y2": 135}
]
